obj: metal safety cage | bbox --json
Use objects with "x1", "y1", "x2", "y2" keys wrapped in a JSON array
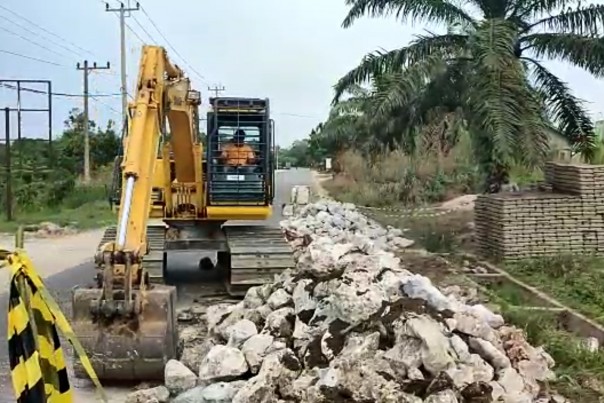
[{"x1": 206, "y1": 97, "x2": 272, "y2": 206}]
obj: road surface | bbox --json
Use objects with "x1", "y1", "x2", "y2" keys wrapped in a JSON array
[{"x1": 0, "y1": 168, "x2": 315, "y2": 402}]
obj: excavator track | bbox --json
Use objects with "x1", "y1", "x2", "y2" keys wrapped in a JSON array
[
  {"x1": 97, "y1": 224, "x2": 295, "y2": 295},
  {"x1": 97, "y1": 224, "x2": 166, "y2": 283},
  {"x1": 224, "y1": 225, "x2": 295, "y2": 296}
]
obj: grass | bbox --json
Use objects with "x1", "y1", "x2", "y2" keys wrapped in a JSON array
[
  {"x1": 361, "y1": 208, "x2": 474, "y2": 254},
  {"x1": 481, "y1": 279, "x2": 543, "y2": 307},
  {"x1": 501, "y1": 307, "x2": 604, "y2": 401},
  {"x1": 0, "y1": 184, "x2": 114, "y2": 233},
  {"x1": 322, "y1": 129, "x2": 555, "y2": 208},
  {"x1": 504, "y1": 255, "x2": 604, "y2": 326},
  {"x1": 324, "y1": 147, "x2": 481, "y2": 207}
]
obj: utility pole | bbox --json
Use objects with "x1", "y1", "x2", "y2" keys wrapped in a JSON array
[
  {"x1": 106, "y1": 1, "x2": 140, "y2": 124},
  {"x1": 77, "y1": 60, "x2": 111, "y2": 183},
  {"x1": 4, "y1": 107, "x2": 12, "y2": 221},
  {"x1": 208, "y1": 84, "x2": 225, "y2": 98}
]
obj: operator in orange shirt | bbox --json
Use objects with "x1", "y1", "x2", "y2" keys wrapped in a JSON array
[{"x1": 220, "y1": 129, "x2": 256, "y2": 166}]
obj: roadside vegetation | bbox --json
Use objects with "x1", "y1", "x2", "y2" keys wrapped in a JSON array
[
  {"x1": 0, "y1": 108, "x2": 119, "y2": 233},
  {"x1": 272, "y1": 0, "x2": 604, "y2": 399}
]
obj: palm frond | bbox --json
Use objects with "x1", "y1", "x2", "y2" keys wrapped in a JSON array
[
  {"x1": 332, "y1": 33, "x2": 468, "y2": 103},
  {"x1": 468, "y1": 19, "x2": 547, "y2": 166},
  {"x1": 524, "y1": 57, "x2": 596, "y2": 159},
  {"x1": 512, "y1": 0, "x2": 573, "y2": 20},
  {"x1": 522, "y1": 33, "x2": 604, "y2": 77},
  {"x1": 342, "y1": 0, "x2": 475, "y2": 28},
  {"x1": 369, "y1": 55, "x2": 447, "y2": 121},
  {"x1": 525, "y1": 4, "x2": 604, "y2": 35}
]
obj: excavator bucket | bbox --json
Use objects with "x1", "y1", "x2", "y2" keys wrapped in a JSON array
[{"x1": 70, "y1": 285, "x2": 178, "y2": 381}]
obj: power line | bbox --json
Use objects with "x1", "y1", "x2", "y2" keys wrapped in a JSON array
[
  {"x1": 90, "y1": 96, "x2": 122, "y2": 116},
  {"x1": 0, "y1": 48, "x2": 65, "y2": 67},
  {"x1": 105, "y1": 1, "x2": 141, "y2": 124},
  {"x1": 100, "y1": 1, "x2": 146, "y2": 44},
  {"x1": 0, "y1": 15, "x2": 82, "y2": 59},
  {"x1": 0, "y1": 82, "x2": 121, "y2": 98},
  {"x1": 102, "y1": 0, "x2": 210, "y2": 87},
  {"x1": 277, "y1": 112, "x2": 321, "y2": 119},
  {"x1": 138, "y1": 3, "x2": 207, "y2": 83},
  {"x1": 0, "y1": 25, "x2": 71, "y2": 59},
  {"x1": 77, "y1": 60, "x2": 112, "y2": 182},
  {"x1": 124, "y1": 21, "x2": 146, "y2": 44},
  {"x1": 131, "y1": 14, "x2": 157, "y2": 43},
  {"x1": 0, "y1": 3, "x2": 97, "y2": 58},
  {"x1": 0, "y1": 5, "x2": 120, "y2": 80}
]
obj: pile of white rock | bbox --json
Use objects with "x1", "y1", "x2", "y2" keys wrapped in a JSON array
[
  {"x1": 127, "y1": 199, "x2": 566, "y2": 403},
  {"x1": 21, "y1": 221, "x2": 77, "y2": 237}
]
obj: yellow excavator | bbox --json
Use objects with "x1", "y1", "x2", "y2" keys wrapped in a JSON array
[{"x1": 70, "y1": 45, "x2": 294, "y2": 381}]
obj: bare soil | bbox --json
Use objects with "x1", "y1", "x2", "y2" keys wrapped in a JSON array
[{"x1": 0, "y1": 229, "x2": 104, "y2": 288}]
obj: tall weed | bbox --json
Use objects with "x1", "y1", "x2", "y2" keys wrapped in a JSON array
[{"x1": 325, "y1": 144, "x2": 481, "y2": 207}]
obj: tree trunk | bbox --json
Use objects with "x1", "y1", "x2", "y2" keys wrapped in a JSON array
[{"x1": 485, "y1": 162, "x2": 510, "y2": 193}]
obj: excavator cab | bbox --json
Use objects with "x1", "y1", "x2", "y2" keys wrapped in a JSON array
[{"x1": 206, "y1": 97, "x2": 275, "y2": 206}]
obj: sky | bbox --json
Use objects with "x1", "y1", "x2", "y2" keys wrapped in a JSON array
[{"x1": 1, "y1": 0, "x2": 604, "y2": 148}]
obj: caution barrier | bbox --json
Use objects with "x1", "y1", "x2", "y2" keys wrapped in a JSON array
[{"x1": 1, "y1": 231, "x2": 107, "y2": 402}]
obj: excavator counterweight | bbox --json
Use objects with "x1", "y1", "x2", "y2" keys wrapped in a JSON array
[{"x1": 70, "y1": 45, "x2": 294, "y2": 381}]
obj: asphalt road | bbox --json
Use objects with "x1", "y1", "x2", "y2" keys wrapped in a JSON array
[{"x1": 0, "y1": 168, "x2": 314, "y2": 402}]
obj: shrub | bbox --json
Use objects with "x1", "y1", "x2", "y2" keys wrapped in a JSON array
[{"x1": 326, "y1": 145, "x2": 481, "y2": 207}]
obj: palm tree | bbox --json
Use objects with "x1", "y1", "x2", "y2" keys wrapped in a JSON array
[
  {"x1": 334, "y1": 0, "x2": 603, "y2": 191},
  {"x1": 310, "y1": 84, "x2": 373, "y2": 155}
]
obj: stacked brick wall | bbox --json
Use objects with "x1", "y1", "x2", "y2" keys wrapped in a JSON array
[{"x1": 475, "y1": 162, "x2": 604, "y2": 260}]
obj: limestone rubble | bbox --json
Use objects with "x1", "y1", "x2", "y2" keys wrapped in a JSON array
[{"x1": 133, "y1": 197, "x2": 568, "y2": 403}]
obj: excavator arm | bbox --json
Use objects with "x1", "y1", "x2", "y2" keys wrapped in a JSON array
[{"x1": 71, "y1": 45, "x2": 200, "y2": 381}]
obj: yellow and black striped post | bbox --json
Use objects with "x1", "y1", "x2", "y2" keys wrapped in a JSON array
[
  {"x1": 8, "y1": 269, "x2": 71, "y2": 402},
  {"x1": 2, "y1": 227, "x2": 107, "y2": 403}
]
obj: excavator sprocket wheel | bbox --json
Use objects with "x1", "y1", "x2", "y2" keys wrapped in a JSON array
[{"x1": 70, "y1": 285, "x2": 178, "y2": 381}]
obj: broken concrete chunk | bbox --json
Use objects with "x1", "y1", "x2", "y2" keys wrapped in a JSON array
[
  {"x1": 241, "y1": 333, "x2": 276, "y2": 374},
  {"x1": 125, "y1": 386, "x2": 170, "y2": 403},
  {"x1": 198, "y1": 345, "x2": 249, "y2": 384},
  {"x1": 165, "y1": 359, "x2": 198, "y2": 395},
  {"x1": 263, "y1": 307, "x2": 295, "y2": 338},
  {"x1": 469, "y1": 338, "x2": 511, "y2": 370},
  {"x1": 227, "y1": 319, "x2": 258, "y2": 348},
  {"x1": 181, "y1": 338, "x2": 216, "y2": 373},
  {"x1": 267, "y1": 288, "x2": 293, "y2": 310}
]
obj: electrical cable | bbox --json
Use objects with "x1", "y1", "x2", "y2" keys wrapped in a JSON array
[
  {"x1": 0, "y1": 3, "x2": 97, "y2": 58},
  {"x1": 0, "y1": 48, "x2": 65, "y2": 67},
  {"x1": 131, "y1": 14, "x2": 157, "y2": 44},
  {"x1": 0, "y1": 82, "x2": 121, "y2": 98},
  {"x1": 0, "y1": 25, "x2": 72, "y2": 59},
  {"x1": 90, "y1": 96, "x2": 122, "y2": 115},
  {"x1": 0, "y1": 15, "x2": 82, "y2": 59},
  {"x1": 138, "y1": 3, "x2": 207, "y2": 83}
]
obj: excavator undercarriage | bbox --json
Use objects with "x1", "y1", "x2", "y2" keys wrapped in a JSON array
[
  {"x1": 94, "y1": 222, "x2": 294, "y2": 293},
  {"x1": 70, "y1": 45, "x2": 294, "y2": 381}
]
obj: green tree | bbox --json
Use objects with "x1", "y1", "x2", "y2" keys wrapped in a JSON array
[
  {"x1": 335, "y1": 0, "x2": 602, "y2": 191},
  {"x1": 57, "y1": 108, "x2": 120, "y2": 175},
  {"x1": 280, "y1": 140, "x2": 312, "y2": 167}
]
